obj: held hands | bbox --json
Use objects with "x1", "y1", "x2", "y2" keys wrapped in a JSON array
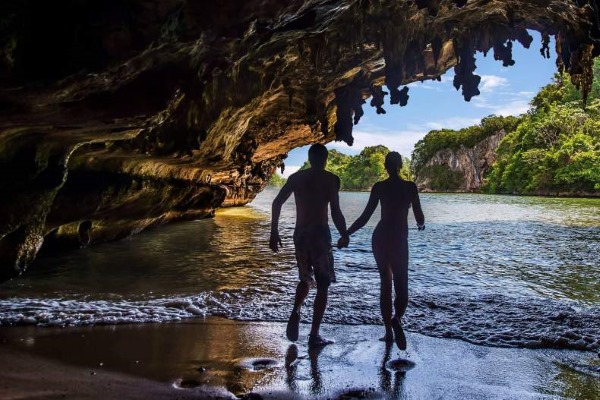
[
  {"x1": 269, "y1": 231, "x2": 283, "y2": 252},
  {"x1": 337, "y1": 234, "x2": 350, "y2": 249}
]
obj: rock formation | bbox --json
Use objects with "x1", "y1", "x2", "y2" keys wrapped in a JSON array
[
  {"x1": 415, "y1": 130, "x2": 507, "y2": 191},
  {"x1": 1, "y1": 0, "x2": 599, "y2": 280}
]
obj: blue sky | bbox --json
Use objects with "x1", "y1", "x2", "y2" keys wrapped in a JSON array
[{"x1": 282, "y1": 32, "x2": 558, "y2": 177}]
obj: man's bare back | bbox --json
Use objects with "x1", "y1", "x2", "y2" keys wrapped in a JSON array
[{"x1": 287, "y1": 168, "x2": 341, "y2": 229}]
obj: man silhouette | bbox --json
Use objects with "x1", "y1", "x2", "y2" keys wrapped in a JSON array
[{"x1": 270, "y1": 143, "x2": 347, "y2": 347}]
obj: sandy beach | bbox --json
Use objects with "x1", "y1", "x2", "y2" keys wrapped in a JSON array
[{"x1": 1, "y1": 318, "x2": 598, "y2": 399}]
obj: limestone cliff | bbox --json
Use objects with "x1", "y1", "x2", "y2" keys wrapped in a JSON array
[
  {"x1": 415, "y1": 130, "x2": 507, "y2": 192},
  {"x1": 1, "y1": 0, "x2": 599, "y2": 281}
]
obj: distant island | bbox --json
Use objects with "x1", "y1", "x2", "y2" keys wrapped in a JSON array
[
  {"x1": 412, "y1": 59, "x2": 600, "y2": 197},
  {"x1": 269, "y1": 145, "x2": 412, "y2": 191}
]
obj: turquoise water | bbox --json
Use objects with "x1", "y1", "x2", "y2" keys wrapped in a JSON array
[{"x1": 0, "y1": 190, "x2": 599, "y2": 354}]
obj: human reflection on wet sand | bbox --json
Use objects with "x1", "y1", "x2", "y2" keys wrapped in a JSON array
[
  {"x1": 284, "y1": 344, "x2": 299, "y2": 392},
  {"x1": 285, "y1": 341, "x2": 409, "y2": 399},
  {"x1": 379, "y1": 341, "x2": 408, "y2": 398},
  {"x1": 284, "y1": 344, "x2": 326, "y2": 397},
  {"x1": 308, "y1": 346, "x2": 325, "y2": 395}
]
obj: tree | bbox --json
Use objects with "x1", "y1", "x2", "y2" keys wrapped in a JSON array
[
  {"x1": 295, "y1": 145, "x2": 413, "y2": 191},
  {"x1": 268, "y1": 173, "x2": 286, "y2": 187},
  {"x1": 484, "y1": 58, "x2": 600, "y2": 195}
]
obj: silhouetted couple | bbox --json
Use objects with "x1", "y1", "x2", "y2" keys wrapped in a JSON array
[{"x1": 270, "y1": 144, "x2": 425, "y2": 350}]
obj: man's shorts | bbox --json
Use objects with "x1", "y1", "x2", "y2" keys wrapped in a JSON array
[{"x1": 293, "y1": 225, "x2": 335, "y2": 286}]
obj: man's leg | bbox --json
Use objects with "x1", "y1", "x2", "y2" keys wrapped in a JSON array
[
  {"x1": 307, "y1": 231, "x2": 335, "y2": 347},
  {"x1": 308, "y1": 280, "x2": 334, "y2": 347},
  {"x1": 292, "y1": 281, "x2": 310, "y2": 313},
  {"x1": 287, "y1": 281, "x2": 309, "y2": 341},
  {"x1": 309, "y1": 281, "x2": 329, "y2": 337}
]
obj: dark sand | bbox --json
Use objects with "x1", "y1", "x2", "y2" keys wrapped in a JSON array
[{"x1": 1, "y1": 317, "x2": 598, "y2": 399}]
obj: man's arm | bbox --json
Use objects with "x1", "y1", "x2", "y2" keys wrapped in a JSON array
[
  {"x1": 411, "y1": 182, "x2": 425, "y2": 230},
  {"x1": 329, "y1": 176, "x2": 347, "y2": 241},
  {"x1": 270, "y1": 179, "x2": 294, "y2": 252}
]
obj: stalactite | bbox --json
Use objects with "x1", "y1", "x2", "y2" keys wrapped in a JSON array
[
  {"x1": 333, "y1": 87, "x2": 355, "y2": 146},
  {"x1": 493, "y1": 40, "x2": 515, "y2": 67},
  {"x1": 570, "y1": 44, "x2": 594, "y2": 104},
  {"x1": 370, "y1": 85, "x2": 388, "y2": 114},
  {"x1": 541, "y1": 32, "x2": 551, "y2": 58},
  {"x1": 515, "y1": 29, "x2": 533, "y2": 49},
  {"x1": 453, "y1": 39, "x2": 481, "y2": 102}
]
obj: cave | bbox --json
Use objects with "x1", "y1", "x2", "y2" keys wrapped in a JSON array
[{"x1": 1, "y1": 0, "x2": 599, "y2": 281}]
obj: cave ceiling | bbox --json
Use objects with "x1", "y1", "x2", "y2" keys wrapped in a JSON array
[{"x1": 0, "y1": 0, "x2": 599, "y2": 280}]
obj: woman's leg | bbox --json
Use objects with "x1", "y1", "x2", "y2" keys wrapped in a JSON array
[
  {"x1": 373, "y1": 228, "x2": 393, "y2": 341},
  {"x1": 391, "y1": 239, "x2": 409, "y2": 319}
]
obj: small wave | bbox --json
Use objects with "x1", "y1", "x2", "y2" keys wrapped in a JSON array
[
  {"x1": 406, "y1": 293, "x2": 600, "y2": 352},
  {"x1": 1, "y1": 291, "x2": 598, "y2": 354}
]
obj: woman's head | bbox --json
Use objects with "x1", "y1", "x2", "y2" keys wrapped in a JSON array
[{"x1": 384, "y1": 151, "x2": 403, "y2": 176}]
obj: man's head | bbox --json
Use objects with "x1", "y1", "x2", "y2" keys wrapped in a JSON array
[
  {"x1": 308, "y1": 143, "x2": 328, "y2": 169},
  {"x1": 384, "y1": 151, "x2": 403, "y2": 176}
]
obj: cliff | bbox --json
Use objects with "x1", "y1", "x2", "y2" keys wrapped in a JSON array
[
  {"x1": 415, "y1": 130, "x2": 507, "y2": 191},
  {"x1": 1, "y1": 0, "x2": 599, "y2": 281}
]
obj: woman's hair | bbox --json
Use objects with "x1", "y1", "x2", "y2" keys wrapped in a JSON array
[{"x1": 384, "y1": 151, "x2": 403, "y2": 175}]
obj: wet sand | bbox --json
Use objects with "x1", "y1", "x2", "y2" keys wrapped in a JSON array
[{"x1": 1, "y1": 317, "x2": 598, "y2": 399}]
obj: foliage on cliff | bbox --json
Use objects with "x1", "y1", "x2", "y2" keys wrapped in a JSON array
[
  {"x1": 411, "y1": 115, "x2": 521, "y2": 176},
  {"x1": 485, "y1": 61, "x2": 600, "y2": 195},
  {"x1": 268, "y1": 173, "x2": 286, "y2": 187},
  {"x1": 299, "y1": 146, "x2": 411, "y2": 191}
]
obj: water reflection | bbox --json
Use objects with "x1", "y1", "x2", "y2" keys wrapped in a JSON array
[{"x1": 555, "y1": 362, "x2": 600, "y2": 399}]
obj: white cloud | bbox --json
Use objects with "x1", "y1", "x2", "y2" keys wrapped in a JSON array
[
  {"x1": 281, "y1": 165, "x2": 300, "y2": 178},
  {"x1": 417, "y1": 83, "x2": 444, "y2": 91},
  {"x1": 440, "y1": 73, "x2": 455, "y2": 84},
  {"x1": 479, "y1": 75, "x2": 508, "y2": 93},
  {"x1": 325, "y1": 116, "x2": 481, "y2": 159},
  {"x1": 491, "y1": 99, "x2": 530, "y2": 116},
  {"x1": 471, "y1": 93, "x2": 531, "y2": 116},
  {"x1": 422, "y1": 117, "x2": 481, "y2": 131},
  {"x1": 329, "y1": 128, "x2": 427, "y2": 158},
  {"x1": 517, "y1": 91, "x2": 535, "y2": 97}
]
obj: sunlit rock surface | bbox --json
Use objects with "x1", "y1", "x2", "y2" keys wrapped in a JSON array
[
  {"x1": 415, "y1": 130, "x2": 507, "y2": 192},
  {"x1": 1, "y1": 0, "x2": 599, "y2": 280}
]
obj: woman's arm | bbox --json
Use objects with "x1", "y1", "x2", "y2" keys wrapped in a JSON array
[
  {"x1": 346, "y1": 185, "x2": 380, "y2": 236},
  {"x1": 411, "y1": 182, "x2": 425, "y2": 230}
]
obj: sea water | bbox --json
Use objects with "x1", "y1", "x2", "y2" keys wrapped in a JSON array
[{"x1": 1, "y1": 189, "x2": 599, "y2": 354}]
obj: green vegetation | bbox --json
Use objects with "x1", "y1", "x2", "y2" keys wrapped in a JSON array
[
  {"x1": 268, "y1": 173, "x2": 286, "y2": 187},
  {"x1": 300, "y1": 146, "x2": 412, "y2": 191},
  {"x1": 411, "y1": 115, "x2": 521, "y2": 175},
  {"x1": 485, "y1": 61, "x2": 600, "y2": 195},
  {"x1": 412, "y1": 60, "x2": 600, "y2": 196},
  {"x1": 418, "y1": 165, "x2": 465, "y2": 191}
]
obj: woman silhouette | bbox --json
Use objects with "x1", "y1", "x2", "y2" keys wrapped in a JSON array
[{"x1": 339, "y1": 152, "x2": 425, "y2": 350}]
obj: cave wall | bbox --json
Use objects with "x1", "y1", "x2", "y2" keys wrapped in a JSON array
[{"x1": 1, "y1": 0, "x2": 599, "y2": 281}]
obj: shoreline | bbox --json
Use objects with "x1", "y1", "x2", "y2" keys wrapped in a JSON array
[
  {"x1": 1, "y1": 318, "x2": 598, "y2": 399},
  {"x1": 266, "y1": 185, "x2": 600, "y2": 199}
]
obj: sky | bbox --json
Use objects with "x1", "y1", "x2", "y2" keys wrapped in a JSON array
[{"x1": 282, "y1": 32, "x2": 558, "y2": 177}]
